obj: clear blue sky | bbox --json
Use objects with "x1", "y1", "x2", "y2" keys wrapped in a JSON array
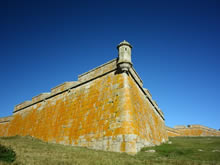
[{"x1": 0, "y1": 0, "x2": 219, "y2": 129}]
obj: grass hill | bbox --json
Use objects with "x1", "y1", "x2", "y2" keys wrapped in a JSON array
[{"x1": 0, "y1": 136, "x2": 220, "y2": 165}]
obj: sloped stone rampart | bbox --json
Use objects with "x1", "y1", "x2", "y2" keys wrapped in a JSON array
[
  {"x1": 0, "y1": 61, "x2": 167, "y2": 154},
  {"x1": 166, "y1": 126, "x2": 181, "y2": 137},
  {"x1": 166, "y1": 125, "x2": 220, "y2": 137},
  {"x1": 0, "y1": 116, "x2": 12, "y2": 136},
  {"x1": 127, "y1": 74, "x2": 168, "y2": 148},
  {"x1": 0, "y1": 40, "x2": 168, "y2": 154}
]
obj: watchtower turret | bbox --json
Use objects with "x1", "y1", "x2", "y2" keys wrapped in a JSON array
[{"x1": 117, "y1": 40, "x2": 132, "y2": 72}]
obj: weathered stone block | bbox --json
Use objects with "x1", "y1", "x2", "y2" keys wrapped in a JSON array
[
  {"x1": 14, "y1": 100, "x2": 32, "y2": 112},
  {"x1": 32, "y1": 93, "x2": 50, "y2": 103},
  {"x1": 51, "y1": 81, "x2": 78, "y2": 95}
]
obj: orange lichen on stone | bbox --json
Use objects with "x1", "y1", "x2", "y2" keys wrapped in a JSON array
[
  {"x1": 0, "y1": 41, "x2": 170, "y2": 154},
  {"x1": 166, "y1": 126, "x2": 181, "y2": 137},
  {"x1": 1, "y1": 41, "x2": 219, "y2": 154},
  {"x1": 127, "y1": 75, "x2": 168, "y2": 145},
  {"x1": 0, "y1": 70, "x2": 168, "y2": 154}
]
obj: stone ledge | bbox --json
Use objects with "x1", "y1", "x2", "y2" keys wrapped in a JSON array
[
  {"x1": 0, "y1": 116, "x2": 13, "y2": 123},
  {"x1": 32, "y1": 93, "x2": 51, "y2": 103},
  {"x1": 129, "y1": 67, "x2": 143, "y2": 87},
  {"x1": 166, "y1": 126, "x2": 180, "y2": 134},
  {"x1": 51, "y1": 82, "x2": 79, "y2": 95},
  {"x1": 144, "y1": 88, "x2": 152, "y2": 98},
  {"x1": 188, "y1": 124, "x2": 217, "y2": 131},
  {"x1": 128, "y1": 69, "x2": 165, "y2": 121},
  {"x1": 175, "y1": 125, "x2": 219, "y2": 132},
  {"x1": 13, "y1": 59, "x2": 118, "y2": 113},
  {"x1": 174, "y1": 125, "x2": 187, "y2": 129},
  {"x1": 14, "y1": 101, "x2": 32, "y2": 112},
  {"x1": 143, "y1": 89, "x2": 164, "y2": 119},
  {"x1": 78, "y1": 59, "x2": 117, "y2": 82},
  {"x1": 12, "y1": 58, "x2": 165, "y2": 121},
  {"x1": 172, "y1": 125, "x2": 220, "y2": 136}
]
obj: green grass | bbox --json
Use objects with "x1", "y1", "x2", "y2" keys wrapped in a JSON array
[
  {"x1": 140, "y1": 137, "x2": 220, "y2": 164},
  {"x1": 0, "y1": 136, "x2": 220, "y2": 165}
]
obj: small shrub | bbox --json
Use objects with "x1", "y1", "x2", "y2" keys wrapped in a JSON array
[{"x1": 0, "y1": 144, "x2": 16, "y2": 162}]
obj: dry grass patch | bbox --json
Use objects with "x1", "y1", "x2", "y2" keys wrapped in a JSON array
[{"x1": 0, "y1": 136, "x2": 220, "y2": 165}]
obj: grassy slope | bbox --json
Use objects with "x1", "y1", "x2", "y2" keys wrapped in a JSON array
[{"x1": 0, "y1": 136, "x2": 220, "y2": 165}]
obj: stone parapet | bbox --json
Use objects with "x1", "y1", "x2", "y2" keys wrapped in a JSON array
[
  {"x1": 0, "y1": 116, "x2": 13, "y2": 123},
  {"x1": 128, "y1": 70, "x2": 164, "y2": 120},
  {"x1": 13, "y1": 59, "x2": 117, "y2": 113},
  {"x1": 12, "y1": 56, "x2": 163, "y2": 121},
  {"x1": 32, "y1": 93, "x2": 51, "y2": 103},
  {"x1": 129, "y1": 68, "x2": 143, "y2": 87},
  {"x1": 78, "y1": 59, "x2": 117, "y2": 83},
  {"x1": 166, "y1": 126, "x2": 180, "y2": 137},
  {"x1": 51, "y1": 82, "x2": 79, "y2": 95},
  {"x1": 174, "y1": 125, "x2": 187, "y2": 129},
  {"x1": 144, "y1": 88, "x2": 152, "y2": 98},
  {"x1": 188, "y1": 125, "x2": 217, "y2": 131},
  {"x1": 168, "y1": 125, "x2": 220, "y2": 137},
  {"x1": 14, "y1": 101, "x2": 32, "y2": 112},
  {"x1": 14, "y1": 82, "x2": 80, "y2": 113}
]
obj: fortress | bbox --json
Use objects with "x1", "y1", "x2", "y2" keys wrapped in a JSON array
[
  {"x1": 0, "y1": 41, "x2": 219, "y2": 154},
  {"x1": 166, "y1": 125, "x2": 220, "y2": 137}
]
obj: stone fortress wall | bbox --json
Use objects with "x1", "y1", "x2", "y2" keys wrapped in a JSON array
[
  {"x1": 0, "y1": 41, "x2": 167, "y2": 154},
  {"x1": 166, "y1": 125, "x2": 220, "y2": 137}
]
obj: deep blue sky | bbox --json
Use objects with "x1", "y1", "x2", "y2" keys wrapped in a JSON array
[{"x1": 0, "y1": 0, "x2": 219, "y2": 129}]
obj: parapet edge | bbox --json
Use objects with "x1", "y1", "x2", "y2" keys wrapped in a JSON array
[
  {"x1": 128, "y1": 68, "x2": 165, "y2": 121},
  {"x1": 13, "y1": 59, "x2": 118, "y2": 114},
  {"x1": 13, "y1": 81, "x2": 79, "y2": 113},
  {"x1": 174, "y1": 125, "x2": 187, "y2": 129},
  {"x1": 78, "y1": 59, "x2": 118, "y2": 82},
  {"x1": 32, "y1": 93, "x2": 51, "y2": 103},
  {"x1": 129, "y1": 67, "x2": 143, "y2": 87},
  {"x1": 14, "y1": 101, "x2": 32, "y2": 112},
  {"x1": 51, "y1": 82, "x2": 79, "y2": 95},
  {"x1": 144, "y1": 88, "x2": 152, "y2": 98},
  {"x1": 166, "y1": 126, "x2": 181, "y2": 134},
  {"x1": 174, "y1": 124, "x2": 219, "y2": 132},
  {"x1": 0, "y1": 116, "x2": 13, "y2": 123},
  {"x1": 13, "y1": 57, "x2": 165, "y2": 122}
]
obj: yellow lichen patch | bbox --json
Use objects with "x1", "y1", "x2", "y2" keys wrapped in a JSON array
[
  {"x1": 0, "y1": 123, "x2": 9, "y2": 136},
  {"x1": 126, "y1": 75, "x2": 168, "y2": 145},
  {"x1": 4, "y1": 72, "x2": 127, "y2": 148},
  {"x1": 0, "y1": 71, "x2": 169, "y2": 153}
]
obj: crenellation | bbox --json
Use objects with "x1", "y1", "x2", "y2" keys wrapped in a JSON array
[
  {"x1": 129, "y1": 67, "x2": 143, "y2": 87},
  {"x1": 14, "y1": 100, "x2": 32, "y2": 112},
  {"x1": 0, "y1": 116, "x2": 13, "y2": 123},
  {"x1": 127, "y1": 70, "x2": 164, "y2": 120},
  {"x1": 174, "y1": 125, "x2": 187, "y2": 129},
  {"x1": 158, "y1": 108, "x2": 164, "y2": 116},
  {"x1": 32, "y1": 93, "x2": 51, "y2": 103},
  {"x1": 166, "y1": 126, "x2": 181, "y2": 137},
  {"x1": 168, "y1": 124, "x2": 220, "y2": 137},
  {"x1": 78, "y1": 59, "x2": 117, "y2": 83},
  {"x1": 144, "y1": 88, "x2": 152, "y2": 98},
  {"x1": 153, "y1": 100, "x2": 158, "y2": 107},
  {"x1": 51, "y1": 81, "x2": 79, "y2": 95}
]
